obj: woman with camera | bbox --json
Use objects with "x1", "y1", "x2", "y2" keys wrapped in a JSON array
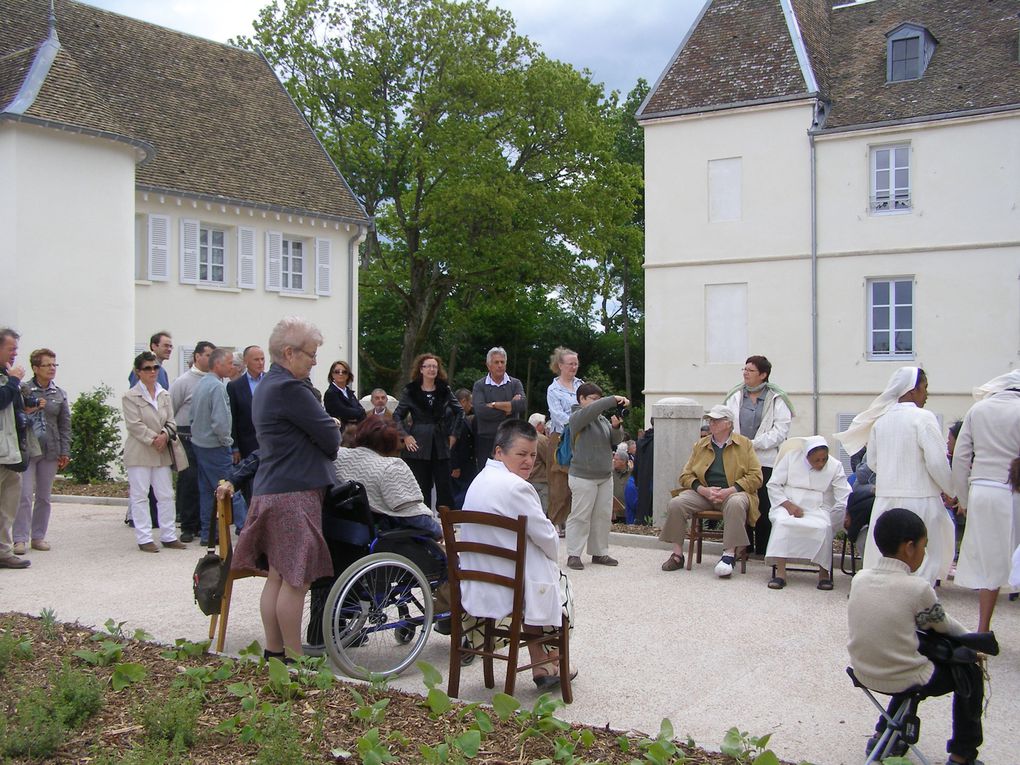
[{"x1": 564, "y1": 383, "x2": 628, "y2": 571}]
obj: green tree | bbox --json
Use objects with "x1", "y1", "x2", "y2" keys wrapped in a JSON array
[
  {"x1": 238, "y1": 0, "x2": 640, "y2": 381},
  {"x1": 66, "y1": 386, "x2": 121, "y2": 484}
]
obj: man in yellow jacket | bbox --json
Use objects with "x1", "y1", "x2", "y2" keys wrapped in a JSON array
[{"x1": 658, "y1": 404, "x2": 763, "y2": 577}]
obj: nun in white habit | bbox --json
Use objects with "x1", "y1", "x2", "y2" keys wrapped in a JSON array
[
  {"x1": 836, "y1": 366, "x2": 954, "y2": 585},
  {"x1": 765, "y1": 437, "x2": 850, "y2": 589}
]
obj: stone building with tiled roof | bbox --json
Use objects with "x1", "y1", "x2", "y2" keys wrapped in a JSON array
[
  {"x1": 0, "y1": 0, "x2": 371, "y2": 401},
  {"x1": 638, "y1": 0, "x2": 1019, "y2": 481}
]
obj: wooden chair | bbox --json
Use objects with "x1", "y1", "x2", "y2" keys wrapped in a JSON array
[
  {"x1": 686, "y1": 508, "x2": 748, "y2": 573},
  {"x1": 440, "y1": 508, "x2": 572, "y2": 703},
  {"x1": 209, "y1": 495, "x2": 265, "y2": 652}
]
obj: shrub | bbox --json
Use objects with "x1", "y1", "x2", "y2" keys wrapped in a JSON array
[
  {"x1": 0, "y1": 687, "x2": 65, "y2": 759},
  {"x1": 139, "y1": 690, "x2": 201, "y2": 749},
  {"x1": 67, "y1": 385, "x2": 121, "y2": 483},
  {"x1": 53, "y1": 663, "x2": 104, "y2": 729}
]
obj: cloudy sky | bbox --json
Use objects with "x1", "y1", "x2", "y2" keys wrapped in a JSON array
[{"x1": 81, "y1": 0, "x2": 705, "y2": 97}]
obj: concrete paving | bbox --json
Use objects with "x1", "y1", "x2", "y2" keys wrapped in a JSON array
[{"x1": 3, "y1": 500, "x2": 1018, "y2": 765}]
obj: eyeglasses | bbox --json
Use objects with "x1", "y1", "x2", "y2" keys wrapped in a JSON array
[
  {"x1": 294, "y1": 348, "x2": 317, "y2": 361},
  {"x1": 139, "y1": 365, "x2": 161, "y2": 372},
  {"x1": 421, "y1": 363, "x2": 439, "y2": 370}
]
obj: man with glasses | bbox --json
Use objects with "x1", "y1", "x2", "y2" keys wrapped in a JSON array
[{"x1": 168, "y1": 341, "x2": 215, "y2": 542}]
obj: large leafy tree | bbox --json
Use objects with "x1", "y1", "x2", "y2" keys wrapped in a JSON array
[{"x1": 239, "y1": 0, "x2": 639, "y2": 381}]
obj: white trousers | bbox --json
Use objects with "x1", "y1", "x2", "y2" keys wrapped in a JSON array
[
  {"x1": 127, "y1": 466, "x2": 176, "y2": 545},
  {"x1": 863, "y1": 495, "x2": 955, "y2": 585},
  {"x1": 566, "y1": 474, "x2": 612, "y2": 557}
]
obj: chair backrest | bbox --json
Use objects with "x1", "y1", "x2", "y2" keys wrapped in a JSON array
[{"x1": 440, "y1": 509, "x2": 528, "y2": 621}]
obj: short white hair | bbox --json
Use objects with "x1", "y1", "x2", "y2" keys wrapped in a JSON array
[
  {"x1": 486, "y1": 346, "x2": 507, "y2": 364},
  {"x1": 267, "y1": 316, "x2": 323, "y2": 363}
]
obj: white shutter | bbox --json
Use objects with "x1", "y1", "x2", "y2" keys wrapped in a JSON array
[
  {"x1": 315, "y1": 238, "x2": 332, "y2": 296},
  {"x1": 147, "y1": 214, "x2": 169, "y2": 281},
  {"x1": 237, "y1": 226, "x2": 256, "y2": 289},
  {"x1": 265, "y1": 231, "x2": 282, "y2": 292},
  {"x1": 180, "y1": 218, "x2": 199, "y2": 284},
  {"x1": 179, "y1": 345, "x2": 195, "y2": 377},
  {"x1": 835, "y1": 413, "x2": 858, "y2": 475}
]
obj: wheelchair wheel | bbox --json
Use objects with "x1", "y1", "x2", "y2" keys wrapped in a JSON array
[{"x1": 323, "y1": 552, "x2": 434, "y2": 679}]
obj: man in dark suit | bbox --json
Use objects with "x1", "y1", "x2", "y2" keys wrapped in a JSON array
[{"x1": 227, "y1": 346, "x2": 265, "y2": 503}]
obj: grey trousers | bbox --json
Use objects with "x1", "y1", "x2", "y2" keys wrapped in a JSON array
[{"x1": 659, "y1": 489, "x2": 751, "y2": 551}]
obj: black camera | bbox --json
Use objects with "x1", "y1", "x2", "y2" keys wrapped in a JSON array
[
  {"x1": 23, "y1": 394, "x2": 40, "y2": 408},
  {"x1": 617, "y1": 405, "x2": 630, "y2": 419}
]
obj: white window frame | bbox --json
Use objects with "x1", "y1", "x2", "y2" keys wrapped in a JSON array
[
  {"x1": 867, "y1": 277, "x2": 914, "y2": 360},
  {"x1": 198, "y1": 225, "x2": 227, "y2": 285},
  {"x1": 281, "y1": 237, "x2": 305, "y2": 292},
  {"x1": 870, "y1": 144, "x2": 911, "y2": 214}
]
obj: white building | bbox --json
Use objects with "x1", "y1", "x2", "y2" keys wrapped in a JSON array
[
  {"x1": 638, "y1": 0, "x2": 1020, "y2": 466},
  {"x1": 1, "y1": 0, "x2": 370, "y2": 401}
]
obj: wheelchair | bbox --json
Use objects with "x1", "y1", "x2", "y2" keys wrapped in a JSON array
[{"x1": 304, "y1": 480, "x2": 449, "y2": 680}]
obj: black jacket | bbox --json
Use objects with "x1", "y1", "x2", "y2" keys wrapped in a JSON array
[
  {"x1": 324, "y1": 383, "x2": 367, "y2": 426},
  {"x1": 393, "y1": 380, "x2": 464, "y2": 462},
  {"x1": 226, "y1": 374, "x2": 260, "y2": 458}
]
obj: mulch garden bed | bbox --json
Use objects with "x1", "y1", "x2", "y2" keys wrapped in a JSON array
[{"x1": 0, "y1": 613, "x2": 791, "y2": 764}]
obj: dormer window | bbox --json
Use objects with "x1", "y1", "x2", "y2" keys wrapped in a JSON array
[{"x1": 886, "y1": 23, "x2": 937, "y2": 82}]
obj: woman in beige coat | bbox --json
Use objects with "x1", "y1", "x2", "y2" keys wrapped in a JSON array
[{"x1": 122, "y1": 351, "x2": 186, "y2": 552}]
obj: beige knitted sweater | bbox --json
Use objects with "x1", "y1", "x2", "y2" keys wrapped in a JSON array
[{"x1": 847, "y1": 556, "x2": 966, "y2": 693}]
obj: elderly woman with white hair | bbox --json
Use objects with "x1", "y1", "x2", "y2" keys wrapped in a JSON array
[
  {"x1": 231, "y1": 316, "x2": 341, "y2": 660},
  {"x1": 836, "y1": 366, "x2": 954, "y2": 585},
  {"x1": 764, "y1": 436, "x2": 850, "y2": 590}
]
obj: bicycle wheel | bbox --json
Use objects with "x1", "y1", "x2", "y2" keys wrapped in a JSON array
[{"x1": 323, "y1": 552, "x2": 434, "y2": 679}]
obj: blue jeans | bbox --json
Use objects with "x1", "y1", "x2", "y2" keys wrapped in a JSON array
[{"x1": 193, "y1": 444, "x2": 247, "y2": 541}]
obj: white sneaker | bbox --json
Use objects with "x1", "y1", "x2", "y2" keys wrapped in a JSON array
[{"x1": 714, "y1": 555, "x2": 734, "y2": 578}]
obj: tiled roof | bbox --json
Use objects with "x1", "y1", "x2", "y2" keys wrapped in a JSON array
[
  {"x1": 0, "y1": 0, "x2": 368, "y2": 222},
  {"x1": 639, "y1": 0, "x2": 1020, "y2": 130},
  {"x1": 824, "y1": 0, "x2": 1020, "y2": 129},
  {"x1": 639, "y1": 0, "x2": 810, "y2": 118},
  {"x1": 0, "y1": 46, "x2": 36, "y2": 111}
]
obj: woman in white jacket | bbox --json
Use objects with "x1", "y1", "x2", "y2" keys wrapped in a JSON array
[
  {"x1": 461, "y1": 419, "x2": 575, "y2": 690},
  {"x1": 725, "y1": 355, "x2": 793, "y2": 555}
]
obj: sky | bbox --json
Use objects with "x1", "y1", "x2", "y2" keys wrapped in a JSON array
[{"x1": 80, "y1": 0, "x2": 705, "y2": 98}]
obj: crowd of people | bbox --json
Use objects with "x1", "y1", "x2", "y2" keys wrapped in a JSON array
[{"x1": 2, "y1": 321, "x2": 1018, "y2": 757}]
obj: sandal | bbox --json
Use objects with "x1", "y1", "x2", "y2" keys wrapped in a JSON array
[
  {"x1": 533, "y1": 667, "x2": 579, "y2": 690},
  {"x1": 816, "y1": 579, "x2": 834, "y2": 591},
  {"x1": 767, "y1": 576, "x2": 786, "y2": 589}
]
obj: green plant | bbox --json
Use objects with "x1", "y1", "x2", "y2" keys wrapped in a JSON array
[
  {"x1": 90, "y1": 738, "x2": 187, "y2": 765},
  {"x1": 0, "y1": 687, "x2": 66, "y2": 759},
  {"x1": 350, "y1": 688, "x2": 390, "y2": 726},
  {"x1": 0, "y1": 627, "x2": 33, "y2": 671},
  {"x1": 93, "y1": 618, "x2": 128, "y2": 640},
  {"x1": 140, "y1": 690, "x2": 202, "y2": 749},
  {"x1": 39, "y1": 607, "x2": 58, "y2": 639},
  {"x1": 161, "y1": 637, "x2": 211, "y2": 661},
  {"x1": 254, "y1": 704, "x2": 309, "y2": 765},
  {"x1": 720, "y1": 727, "x2": 780, "y2": 765},
  {"x1": 66, "y1": 385, "x2": 121, "y2": 483},
  {"x1": 73, "y1": 639, "x2": 124, "y2": 666},
  {"x1": 111, "y1": 662, "x2": 146, "y2": 691},
  {"x1": 52, "y1": 663, "x2": 104, "y2": 728}
]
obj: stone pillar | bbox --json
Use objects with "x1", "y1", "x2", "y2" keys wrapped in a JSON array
[{"x1": 651, "y1": 397, "x2": 704, "y2": 527}]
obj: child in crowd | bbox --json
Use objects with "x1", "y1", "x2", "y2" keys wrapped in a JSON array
[{"x1": 847, "y1": 507, "x2": 985, "y2": 765}]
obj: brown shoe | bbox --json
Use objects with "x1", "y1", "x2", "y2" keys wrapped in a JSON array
[
  {"x1": 566, "y1": 556, "x2": 584, "y2": 570},
  {"x1": 0, "y1": 554, "x2": 31, "y2": 568},
  {"x1": 138, "y1": 542, "x2": 160, "y2": 553},
  {"x1": 12, "y1": 541, "x2": 26, "y2": 555},
  {"x1": 591, "y1": 555, "x2": 619, "y2": 566},
  {"x1": 31, "y1": 539, "x2": 50, "y2": 551},
  {"x1": 162, "y1": 540, "x2": 187, "y2": 550},
  {"x1": 661, "y1": 553, "x2": 685, "y2": 571}
]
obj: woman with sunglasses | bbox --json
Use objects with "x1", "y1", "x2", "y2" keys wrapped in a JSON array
[
  {"x1": 122, "y1": 351, "x2": 187, "y2": 552},
  {"x1": 323, "y1": 360, "x2": 366, "y2": 429}
]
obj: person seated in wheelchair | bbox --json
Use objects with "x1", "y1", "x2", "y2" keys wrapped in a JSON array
[
  {"x1": 333, "y1": 417, "x2": 443, "y2": 541},
  {"x1": 461, "y1": 419, "x2": 576, "y2": 691},
  {"x1": 764, "y1": 436, "x2": 849, "y2": 590},
  {"x1": 848, "y1": 507, "x2": 986, "y2": 765}
]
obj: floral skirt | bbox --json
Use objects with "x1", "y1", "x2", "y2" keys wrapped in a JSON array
[{"x1": 231, "y1": 488, "x2": 332, "y2": 589}]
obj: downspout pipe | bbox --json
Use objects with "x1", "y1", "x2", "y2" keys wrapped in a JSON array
[
  {"x1": 809, "y1": 116, "x2": 820, "y2": 435},
  {"x1": 348, "y1": 224, "x2": 368, "y2": 378}
]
